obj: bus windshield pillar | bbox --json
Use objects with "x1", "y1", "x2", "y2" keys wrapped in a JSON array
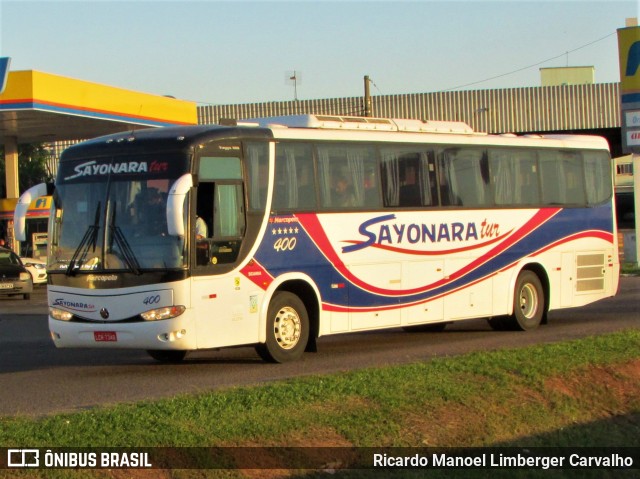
[{"x1": 167, "y1": 173, "x2": 193, "y2": 236}]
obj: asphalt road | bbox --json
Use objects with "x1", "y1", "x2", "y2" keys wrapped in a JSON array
[{"x1": 1, "y1": 278, "x2": 638, "y2": 417}]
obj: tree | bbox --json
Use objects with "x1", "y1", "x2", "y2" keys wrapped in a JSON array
[{"x1": 0, "y1": 143, "x2": 54, "y2": 198}]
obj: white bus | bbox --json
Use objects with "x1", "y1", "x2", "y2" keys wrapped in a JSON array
[{"x1": 16, "y1": 115, "x2": 619, "y2": 363}]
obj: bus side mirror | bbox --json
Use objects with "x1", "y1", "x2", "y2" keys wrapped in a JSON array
[
  {"x1": 166, "y1": 173, "x2": 193, "y2": 237},
  {"x1": 14, "y1": 183, "x2": 51, "y2": 242}
]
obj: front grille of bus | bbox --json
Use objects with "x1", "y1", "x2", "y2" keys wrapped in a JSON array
[{"x1": 64, "y1": 314, "x2": 145, "y2": 324}]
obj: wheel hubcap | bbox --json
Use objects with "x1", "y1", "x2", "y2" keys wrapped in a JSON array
[
  {"x1": 273, "y1": 306, "x2": 301, "y2": 350},
  {"x1": 519, "y1": 283, "x2": 538, "y2": 319}
]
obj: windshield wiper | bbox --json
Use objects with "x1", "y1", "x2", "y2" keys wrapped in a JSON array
[
  {"x1": 66, "y1": 202, "x2": 101, "y2": 276},
  {"x1": 109, "y1": 202, "x2": 141, "y2": 275}
]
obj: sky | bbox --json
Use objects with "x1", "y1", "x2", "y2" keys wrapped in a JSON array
[{"x1": 0, "y1": 0, "x2": 638, "y2": 106}]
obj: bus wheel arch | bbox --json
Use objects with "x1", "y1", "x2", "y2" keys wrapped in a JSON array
[{"x1": 256, "y1": 279, "x2": 319, "y2": 363}]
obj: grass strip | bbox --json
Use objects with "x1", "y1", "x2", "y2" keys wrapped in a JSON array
[{"x1": 1, "y1": 329, "x2": 639, "y2": 478}]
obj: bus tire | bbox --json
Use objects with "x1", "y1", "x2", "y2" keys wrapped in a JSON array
[
  {"x1": 147, "y1": 350, "x2": 187, "y2": 363},
  {"x1": 508, "y1": 270, "x2": 545, "y2": 331},
  {"x1": 256, "y1": 291, "x2": 309, "y2": 363}
]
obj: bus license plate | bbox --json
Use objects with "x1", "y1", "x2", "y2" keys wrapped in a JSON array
[{"x1": 94, "y1": 331, "x2": 117, "y2": 342}]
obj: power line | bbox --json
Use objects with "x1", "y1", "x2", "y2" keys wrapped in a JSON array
[
  {"x1": 368, "y1": 77, "x2": 384, "y2": 96},
  {"x1": 442, "y1": 31, "x2": 616, "y2": 92},
  {"x1": 181, "y1": 31, "x2": 617, "y2": 108}
]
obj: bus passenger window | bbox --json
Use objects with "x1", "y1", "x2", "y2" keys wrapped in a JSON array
[
  {"x1": 439, "y1": 148, "x2": 490, "y2": 207},
  {"x1": 318, "y1": 143, "x2": 377, "y2": 209},
  {"x1": 363, "y1": 163, "x2": 381, "y2": 207},
  {"x1": 561, "y1": 153, "x2": 586, "y2": 205},
  {"x1": 297, "y1": 165, "x2": 316, "y2": 209},
  {"x1": 399, "y1": 162, "x2": 421, "y2": 207},
  {"x1": 585, "y1": 152, "x2": 612, "y2": 205},
  {"x1": 438, "y1": 164, "x2": 459, "y2": 207},
  {"x1": 489, "y1": 148, "x2": 540, "y2": 206},
  {"x1": 380, "y1": 147, "x2": 435, "y2": 208},
  {"x1": 246, "y1": 142, "x2": 269, "y2": 211},
  {"x1": 273, "y1": 143, "x2": 316, "y2": 210}
]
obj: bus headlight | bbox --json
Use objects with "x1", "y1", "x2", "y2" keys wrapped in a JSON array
[
  {"x1": 140, "y1": 305, "x2": 186, "y2": 321},
  {"x1": 50, "y1": 307, "x2": 73, "y2": 321}
]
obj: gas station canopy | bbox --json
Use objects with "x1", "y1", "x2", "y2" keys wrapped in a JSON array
[
  {"x1": 0, "y1": 70, "x2": 197, "y2": 144},
  {"x1": 0, "y1": 67, "x2": 198, "y2": 205}
]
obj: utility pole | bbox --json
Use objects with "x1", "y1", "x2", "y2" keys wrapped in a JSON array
[
  {"x1": 364, "y1": 75, "x2": 372, "y2": 117},
  {"x1": 290, "y1": 71, "x2": 298, "y2": 101}
]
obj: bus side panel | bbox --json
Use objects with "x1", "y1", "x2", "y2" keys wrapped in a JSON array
[
  {"x1": 443, "y1": 257, "x2": 493, "y2": 321},
  {"x1": 552, "y1": 245, "x2": 618, "y2": 311},
  {"x1": 349, "y1": 262, "x2": 401, "y2": 330},
  {"x1": 402, "y1": 259, "x2": 444, "y2": 325},
  {"x1": 559, "y1": 251, "x2": 575, "y2": 307},
  {"x1": 190, "y1": 274, "x2": 262, "y2": 350}
]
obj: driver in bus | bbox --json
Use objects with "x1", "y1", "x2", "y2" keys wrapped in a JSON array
[
  {"x1": 195, "y1": 216, "x2": 208, "y2": 239},
  {"x1": 131, "y1": 188, "x2": 166, "y2": 236}
]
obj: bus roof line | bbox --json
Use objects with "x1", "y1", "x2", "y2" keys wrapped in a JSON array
[
  {"x1": 229, "y1": 115, "x2": 609, "y2": 149},
  {"x1": 235, "y1": 114, "x2": 475, "y2": 135}
]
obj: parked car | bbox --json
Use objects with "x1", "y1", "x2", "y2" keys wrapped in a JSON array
[
  {"x1": 20, "y1": 257, "x2": 47, "y2": 285},
  {"x1": 0, "y1": 248, "x2": 33, "y2": 300}
]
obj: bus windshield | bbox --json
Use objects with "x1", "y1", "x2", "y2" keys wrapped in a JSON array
[{"x1": 49, "y1": 153, "x2": 189, "y2": 272}]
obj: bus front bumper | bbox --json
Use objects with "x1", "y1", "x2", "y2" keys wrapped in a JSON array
[{"x1": 48, "y1": 314, "x2": 198, "y2": 351}]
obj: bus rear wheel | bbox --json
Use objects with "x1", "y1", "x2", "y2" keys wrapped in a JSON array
[
  {"x1": 147, "y1": 350, "x2": 187, "y2": 363},
  {"x1": 508, "y1": 270, "x2": 545, "y2": 331},
  {"x1": 256, "y1": 291, "x2": 309, "y2": 363}
]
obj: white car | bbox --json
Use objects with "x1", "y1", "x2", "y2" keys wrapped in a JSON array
[{"x1": 21, "y1": 257, "x2": 47, "y2": 285}]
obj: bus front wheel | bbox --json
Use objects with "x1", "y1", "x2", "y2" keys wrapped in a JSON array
[
  {"x1": 508, "y1": 270, "x2": 545, "y2": 331},
  {"x1": 256, "y1": 291, "x2": 309, "y2": 363}
]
